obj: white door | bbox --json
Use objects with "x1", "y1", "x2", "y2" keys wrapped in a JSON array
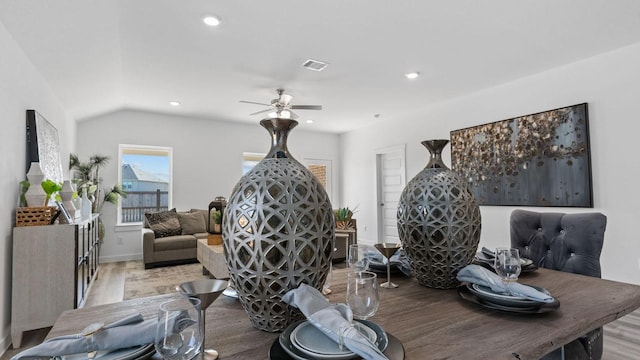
[{"x1": 375, "y1": 145, "x2": 406, "y2": 244}]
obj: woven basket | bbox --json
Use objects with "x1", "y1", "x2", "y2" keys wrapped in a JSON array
[{"x1": 16, "y1": 206, "x2": 57, "y2": 227}]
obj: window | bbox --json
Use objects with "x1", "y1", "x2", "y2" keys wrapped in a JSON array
[
  {"x1": 303, "y1": 158, "x2": 333, "y2": 201},
  {"x1": 118, "y1": 145, "x2": 172, "y2": 224},
  {"x1": 242, "y1": 152, "x2": 265, "y2": 174},
  {"x1": 242, "y1": 153, "x2": 333, "y2": 201}
]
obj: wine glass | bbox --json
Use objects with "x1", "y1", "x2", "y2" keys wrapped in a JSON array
[
  {"x1": 348, "y1": 244, "x2": 371, "y2": 271},
  {"x1": 494, "y1": 248, "x2": 522, "y2": 294},
  {"x1": 155, "y1": 297, "x2": 203, "y2": 360},
  {"x1": 346, "y1": 271, "x2": 380, "y2": 320},
  {"x1": 374, "y1": 243, "x2": 401, "y2": 288},
  {"x1": 322, "y1": 262, "x2": 333, "y2": 295}
]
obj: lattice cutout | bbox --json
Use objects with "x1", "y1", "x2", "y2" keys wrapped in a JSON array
[
  {"x1": 224, "y1": 157, "x2": 334, "y2": 331},
  {"x1": 398, "y1": 167, "x2": 482, "y2": 289}
]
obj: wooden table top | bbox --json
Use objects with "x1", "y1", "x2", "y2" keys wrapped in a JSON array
[{"x1": 48, "y1": 267, "x2": 640, "y2": 360}]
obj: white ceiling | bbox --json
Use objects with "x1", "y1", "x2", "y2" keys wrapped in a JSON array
[{"x1": 2, "y1": 0, "x2": 640, "y2": 133}]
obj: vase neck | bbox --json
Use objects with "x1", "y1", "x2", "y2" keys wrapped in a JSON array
[
  {"x1": 421, "y1": 139, "x2": 450, "y2": 169},
  {"x1": 260, "y1": 118, "x2": 298, "y2": 159}
]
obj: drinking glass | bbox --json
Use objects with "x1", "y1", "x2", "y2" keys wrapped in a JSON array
[
  {"x1": 494, "y1": 248, "x2": 522, "y2": 293},
  {"x1": 346, "y1": 271, "x2": 380, "y2": 320},
  {"x1": 348, "y1": 244, "x2": 371, "y2": 271},
  {"x1": 155, "y1": 297, "x2": 203, "y2": 360}
]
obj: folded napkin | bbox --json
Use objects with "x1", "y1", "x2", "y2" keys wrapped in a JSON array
[
  {"x1": 366, "y1": 248, "x2": 412, "y2": 277},
  {"x1": 456, "y1": 264, "x2": 554, "y2": 303},
  {"x1": 282, "y1": 284, "x2": 388, "y2": 360},
  {"x1": 12, "y1": 313, "x2": 161, "y2": 359}
]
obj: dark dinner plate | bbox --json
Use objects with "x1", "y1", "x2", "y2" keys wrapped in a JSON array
[
  {"x1": 269, "y1": 330, "x2": 405, "y2": 360},
  {"x1": 466, "y1": 283, "x2": 552, "y2": 307},
  {"x1": 458, "y1": 285, "x2": 560, "y2": 314},
  {"x1": 368, "y1": 262, "x2": 404, "y2": 275}
]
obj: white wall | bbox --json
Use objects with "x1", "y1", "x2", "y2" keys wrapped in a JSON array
[
  {"x1": 0, "y1": 22, "x2": 74, "y2": 354},
  {"x1": 76, "y1": 110, "x2": 341, "y2": 262},
  {"x1": 341, "y1": 41, "x2": 640, "y2": 285}
]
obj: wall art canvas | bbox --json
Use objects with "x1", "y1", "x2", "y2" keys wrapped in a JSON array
[
  {"x1": 26, "y1": 110, "x2": 64, "y2": 184},
  {"x1": 450, "y1": 103, "x2": 592, "y2": 207}
]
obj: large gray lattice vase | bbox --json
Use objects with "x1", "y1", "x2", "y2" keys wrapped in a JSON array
[
  {"x1": 223, "y1": 118, "x2": 335, "y2": 332},
  {"x1": 397, "y1": 139, "x2": 481, "y2": 289}
]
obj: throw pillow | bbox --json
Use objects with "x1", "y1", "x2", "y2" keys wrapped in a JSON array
[
  {"x1": 145, "y1": 209, "x2": 182, "y2": 238},
  {"x1": 177, "y1": 211, "x2": 207, "y2": 235}
]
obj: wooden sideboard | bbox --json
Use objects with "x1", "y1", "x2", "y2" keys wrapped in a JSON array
[{"x1": 11, "y1": 214, "x2": 101, "y2": 347}]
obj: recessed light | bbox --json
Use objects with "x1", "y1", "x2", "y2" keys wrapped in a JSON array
[
  {"x1": 306, "y1": 119, "x2": 314, "y2": 124},
  {"x1": 169, "y1": 101, "x2": 181, "y2": 107},
  {"x1": 203, "y1": 16, "x2": 221, "y2": 27},
  {"x1": 405, "y1": 72, "x2": 420, "y2": 79}
]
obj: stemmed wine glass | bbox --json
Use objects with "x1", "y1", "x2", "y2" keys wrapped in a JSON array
[
  {"x1": 346, "y1": 271, "x2": 380, "y2": 320},
  {"x1": 155, "y1": 297, "x2": 203, "y2": 360},
  {"x1": 374, "y1": 243, "x2": 401, "y2": 288},
  {"x1": 348, "y1": 244, "x2": 371, "y2": 271},
  {"x1": 494, "y1": 248, "x2": 522, "y2": 294}
]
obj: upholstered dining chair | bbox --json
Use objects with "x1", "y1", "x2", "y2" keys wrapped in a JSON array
[{"x1": 510, "y1": 209, "x2": 607, "y2": 360}]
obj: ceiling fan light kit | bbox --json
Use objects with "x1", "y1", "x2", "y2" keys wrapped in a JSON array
[{"x1": 240, "y1": 88, "x2": 322, "y2": 120}]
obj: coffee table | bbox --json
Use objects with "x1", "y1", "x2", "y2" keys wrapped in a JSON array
[{"x1": 196, "y1": 238, "x2": 229, "y2": 279}]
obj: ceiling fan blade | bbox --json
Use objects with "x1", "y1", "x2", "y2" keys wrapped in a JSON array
[
  {"x1": 289, "y1": 110, "x2": 300, "y2": 119},
  {"x1": 250, "y1": 108, "x2": 273, "y2": 116},
  {"x1": 239, "y1": 100, "x2": 271, "y2": 106},
  {"x1": 291, "y1": 105, "x2": 323, "y2": 110}
]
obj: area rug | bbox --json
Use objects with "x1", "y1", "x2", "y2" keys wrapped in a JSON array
[{"x1": 123, "y1": 260, "x2": 210, "y2": 300}]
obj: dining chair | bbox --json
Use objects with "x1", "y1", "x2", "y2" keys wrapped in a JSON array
[{"x1": 510, "y1": 209, "x2": 607, "y2": 360}]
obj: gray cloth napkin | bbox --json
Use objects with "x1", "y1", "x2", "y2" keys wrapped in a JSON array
[
  {"x1": 456, "y1": 264, "x2": 555, "y2": 303},
  {"x1": 366, "y1": 248, "x2": 412, "y2": 277},
  {"x1": 11, "y1": 313, "x2": 158, "y2": 359},
  {"x1": 282, "y1": 283, "x2": 388, "y2": 360}
]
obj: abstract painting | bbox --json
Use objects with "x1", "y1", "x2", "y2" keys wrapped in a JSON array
[
  {"x1": 26, "y1": 109, "x2": 64, "y2": 184},
  {"x1": 450, "y1": 103, "x2": 592, "y2": 207}
]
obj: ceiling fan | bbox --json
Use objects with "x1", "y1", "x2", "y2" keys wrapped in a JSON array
[{"x1": 240, "y1": 88, "x2": 322, "y2": 119}]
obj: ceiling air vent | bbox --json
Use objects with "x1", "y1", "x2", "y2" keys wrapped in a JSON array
[{"x1": 302, "y1": 59, "x2": 328, "y2": 72}]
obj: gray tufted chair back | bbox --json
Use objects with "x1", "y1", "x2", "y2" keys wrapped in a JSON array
[
  {"x1": 510, "y1": 209, "x2": 607, "y2": 360},
  {"x1": 510, "y1": 209, "x2": 606, "y2": 277}
]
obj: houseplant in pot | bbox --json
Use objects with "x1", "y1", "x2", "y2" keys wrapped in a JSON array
[{"x1": 69, "y1": 154, "x2": 126, "y2": 238}]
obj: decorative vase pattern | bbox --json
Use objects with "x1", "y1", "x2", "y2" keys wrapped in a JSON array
[
  {"x1": 24, "y1": 162, "x2": 47, "y2": 207},
  {"x1": 223, "y1": 118, "x2": 335, "y2": 332},
  {"x1": 397, "y1": 139, "x2": 482, "y2": 289}
]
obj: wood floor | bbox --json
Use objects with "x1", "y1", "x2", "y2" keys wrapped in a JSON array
[{"x1": 0, "y1": 262, "x2": 127, "y2": 359}]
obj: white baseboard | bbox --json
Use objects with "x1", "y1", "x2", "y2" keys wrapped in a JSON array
[{"x1": 1, "y1": 326, "x2": 12, "y2": 358}]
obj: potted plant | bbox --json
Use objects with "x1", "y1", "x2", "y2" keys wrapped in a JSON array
[
  {"x1": 334, "y1": 206, "x2": 358, "y2": 230},
  {"x1": 211, "y1": 209, "x2": 222, "y2": 233},
  {"x1": 41, "y1": 179, "x2": 62, "y2": 206},
  {"x1": 69, "y1": 154, "x2": 126, "y2": 238}
]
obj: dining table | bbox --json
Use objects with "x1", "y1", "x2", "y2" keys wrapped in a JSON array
[{"x1": 46, "y1": 266, "x2": 640, "y2": 359}]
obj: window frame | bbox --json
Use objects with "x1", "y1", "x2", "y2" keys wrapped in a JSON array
[{"x1": 117, "y1": 144, "x2": 173, "y2": 225}]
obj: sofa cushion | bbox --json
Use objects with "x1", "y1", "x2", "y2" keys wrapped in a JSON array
[
  {"x1": 177, "y1": 211, "x2": 207, "y2": 235},
  {"x1": 154, "y1": 235, "x2": 197, "y2": 252},
  {"x1": 190, "y1": 209, "x2": 213, "y2": 232},
  {"x1": 145, "y1": 209, "x2": 182, "y2": 238}
]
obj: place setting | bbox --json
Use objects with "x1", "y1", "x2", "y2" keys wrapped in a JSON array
[
  {"x1": 474, "y1": 246, "x2": 538, "y2": 274},
  {"x1": 269, "y1": 272, "x2": 405, "y2": 360},
  {"x1": 457, "y1": 248, "x2": 560, "y2": 314}
]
